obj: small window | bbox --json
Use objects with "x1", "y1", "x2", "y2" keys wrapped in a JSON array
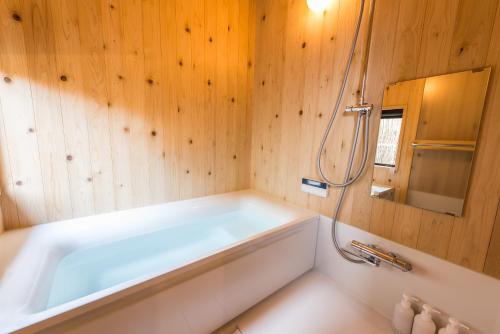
[{"x1": 375, "y1": 109, "x2": 403, "y2": 167}]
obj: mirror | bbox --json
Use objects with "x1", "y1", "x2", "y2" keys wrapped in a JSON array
[{"x1": 370, "y1": 68, "x2": 491, "y2": 216}]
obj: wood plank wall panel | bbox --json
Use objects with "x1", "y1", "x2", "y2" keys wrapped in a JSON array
[
  {"x1": 251, "y1": 0, "x2": 500, "y2": 276},
  {"x1": 51, "y1": 0, "x2": 96, "y2": 218},
  {"x1": 142, "y1": 0, "x2": 165, "y2": 204},
  {"x1": 0, "y1": 0, "x2": 48, "y2": 227},
  {"x1": 78, "y1": 0, "x2": 116, "y2": 214},
  {"x1": 484, "y1": 204, "x2": 500, "y2": 277},
  {"x1": 160, "y1": 0, "x2": 181, "y2": 203},
  {"x1": 250, "y1": 0, "x2": 287, "y2": 195},
  {"x1": 0, "y1": 0, "x2": 255, "y2": 228},
  {"x1": 391, "y1": 204, "x2": 422, "y2": 248},
  {"x1": 22, "y1": 0, "x2": 73, "y2": 222},
  {"x1": 416, "y1": 211, "x2": 454, "y2": 259},
  {"x1": 389, "y1": 0, "x2": 427, "y2": 82},
  {"x1": 101, "y1": 0, "x2": 132, "y2": 210}
]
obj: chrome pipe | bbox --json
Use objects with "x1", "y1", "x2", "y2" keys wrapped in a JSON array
[{"x1": 359, "y1": 0, "x2": 377, "y2": 105}]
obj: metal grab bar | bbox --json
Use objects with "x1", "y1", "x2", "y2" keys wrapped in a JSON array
[{"x1": 348, "y1": 240, "x2": 413, "y2": 272}]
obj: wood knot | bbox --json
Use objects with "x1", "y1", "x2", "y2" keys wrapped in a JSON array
[
  {"x1": 186, "y1": 169, "x2": 190, "y2": 174},
  {"x1": 177, "y1": 106, "x2": 181, "y2": 113},
  {"x1": 209, "y1": 36, "x2": 213, "y2": 43},
  {"x1": 227, "y1": 25, "x2": 231, "y2": 31},
  {"x1": 60, "y1": 75, "x2": 68, "y2": 82},
  {"x1": 151, "y1": 130, "x2": 157, "y2": 137},
  {"x1": 262, "y1": 15, "x2": 266, "y2": 21},
  {"x1": 12, "y1": 12, "x2": 21, "y2": 21},
  {"x1": 110, "y1": 4, "x2": 115, "y2": 9},
  {"x1": 261, "y1": 80, "x2": 265, "y2": 86},
  {"x1": 302, "y1": 42, "x2": 307, "y2": 49},
  {"x1": 123, "y1": 126, "x2": 130, "y2": 133},
  {"x1": 179, "y1": 60, "x2": 183, "y2": 67},
  {"x1": 15, "y1": 180, "x2": 22, "y2": 186},
  {"x1": 107, "y1": 101, "x2": 112, "y2": 107},
  {"x1": 299, "y1": 110, "x2": 303, "y2": 116},
  {"x1": 3, "y1": 76, "x2": 12, "y2": 84},
  {"x1": 208, "y1": 171, "x2": 212, "y2": 176},
  {"x1": 147, "y1": 78, "x2": 154, "y2": 85},
  {"x1": 231, "y1": 97, "x2": 235, "y2": 103},
  {"x1": 247, "y1": 61, "x2": 252, "y2": 68},
  {"x1": 185, "y1": 26, "x2": 191, "y2": 33},
  {"x1": 318, "y1": 113, "x2": 323, "y2": 118},
  {"x1": 86, "y1": 177, "x2": 93, "y2": 182},
  {"x1": 233, "y1": 155, "x2": 237, "y2": 160},
  {"x1": 275, "y1": 114, "x2": 279, "y2": 118},
  {"x1": 118, "y1": 74, "x2": 124, "y2": 80},
  {"x1": 188, "y1": 138, "x2": 193, "y2": 144},
  {"x1": 28, "y1": 127, "x2": 34, "y2": 133},
  {"x1": 66, "y1": 154, "x2": 73, "y2": 161},
  {"x1": 207, "y1": 79, "x2": 211, "y2": 86}
]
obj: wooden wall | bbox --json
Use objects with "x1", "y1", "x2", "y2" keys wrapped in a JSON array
[
  {"x1": 251, "y1": 0, "x2": 500, "y2": 276},
  {"x1": 0, "y1": 0, "x2": 255, "y2": 229},
  {"x1": 2, "y1": 0, "x2": 500, "y2": 278}
]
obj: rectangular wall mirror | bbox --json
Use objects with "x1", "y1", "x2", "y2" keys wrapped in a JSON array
[{"x1": 370, "y1": 68, "x2": 491, "y2": 216}]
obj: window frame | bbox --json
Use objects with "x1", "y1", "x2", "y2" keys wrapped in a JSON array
[{"x1": 374, "y1": 108, "x2": 405, "y2": 169}]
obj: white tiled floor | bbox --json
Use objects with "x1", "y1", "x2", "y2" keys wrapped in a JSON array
[{"x1": 232, "y1": 270, "x2": 393, "y2": 334}]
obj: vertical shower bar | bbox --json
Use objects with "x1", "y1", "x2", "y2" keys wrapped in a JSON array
[
  {"x1": 315, "y1": 0, "x2": 379, "y2": 265},
  {"x1": 359, "y1": 0, "x2": 376, "y2": 106}
]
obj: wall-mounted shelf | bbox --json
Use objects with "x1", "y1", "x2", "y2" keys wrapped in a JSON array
[{"x1": 411, "y1": 140, "x2": 476, "y2": 152}]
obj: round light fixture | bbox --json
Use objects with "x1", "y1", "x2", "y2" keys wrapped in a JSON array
[{"x1": 307, "y1": 0, "x2": 331, "y2": 13}]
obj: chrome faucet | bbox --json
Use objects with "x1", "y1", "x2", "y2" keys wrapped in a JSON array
[{"x1": 345, "y1": 240, "x2": 413, "y2": 272}]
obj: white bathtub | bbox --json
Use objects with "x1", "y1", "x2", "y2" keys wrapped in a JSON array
[{"x1": 0, "y1": 190, "x2": 318, "y2": 333}]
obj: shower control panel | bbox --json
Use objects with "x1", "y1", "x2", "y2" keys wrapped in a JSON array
[{"x1": 301, "y1": 178, "x2": 329, "y2": 198}]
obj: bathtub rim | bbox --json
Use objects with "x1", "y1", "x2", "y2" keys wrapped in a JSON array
[{"x1": 0, "y1": 189, "x2": 319, "y2": 334}]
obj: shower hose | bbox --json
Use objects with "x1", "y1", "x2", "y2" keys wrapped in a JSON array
[{"x1": 316, "y1": 0, "x2": 372, "y2": 264}]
